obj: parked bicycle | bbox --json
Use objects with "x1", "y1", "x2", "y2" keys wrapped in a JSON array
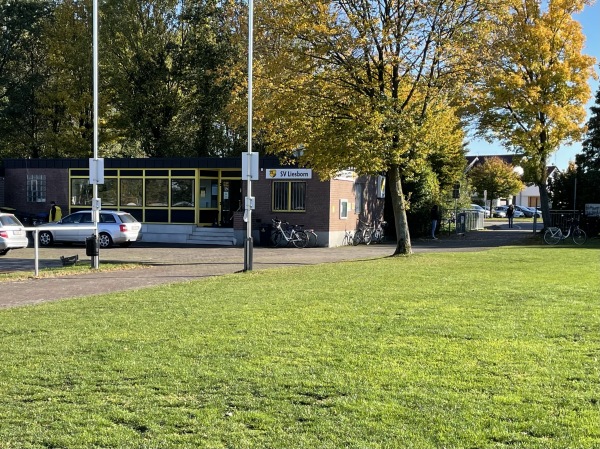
[
  {"x1": 271, "y1": 218, "x2": 309, "y2": 248},
  {"x1": 543, "y1": 218, "x2": 587, "y2": 245},
  {"x1": 341, "y1": 229, "x2": 354, "y2": 246},
  {"x1": 370, "y1": 219, "x2": 387, "y2": 244},
  {"x1": 352, "y1": 220, "x2": 374, "y2": 245},
  {"x1": 294, "y1": 224, "x2": 318, "y2": 247}
]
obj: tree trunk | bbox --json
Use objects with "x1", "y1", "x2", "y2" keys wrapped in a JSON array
[
  {"x1": 538, "y1": 177, "x2": 552, "y2": 229},
  {"x1": 388, "y1": 164, "x2": 413, "y2": 255}
]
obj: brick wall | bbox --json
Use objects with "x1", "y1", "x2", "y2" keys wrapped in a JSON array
[
  {"x1": 4, "y1": 168, "x2": 69, "y2": 217},
  {"x1": 328, "y1": 178, "x2": 358, "y2": 232},
  {"x1": 243, "y1": 169, "x2": 332, "y2": 234}
]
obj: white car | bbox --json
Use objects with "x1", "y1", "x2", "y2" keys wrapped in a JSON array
[
  {"x1": 0, "y1": 213, "x2": 29, "y2": 256},
  {"x1": 38, "y1": 210, "x2": 141, "y2": 248}
]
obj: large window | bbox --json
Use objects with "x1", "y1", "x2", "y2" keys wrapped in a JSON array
[
  {"x1": 120, "y1": 179, "x2": 143, "y2": 206},
  {"x1": 171, "y1": 179, "x2": 195, "y2": 207},
  {"x1": 145, "y1": 179, "x2": 169, "y2": 206},
  {"x1": 199, "y1": 179, "x2": 218, "y2": 208},
  {"x1": 71, "y1": 179, "x2": 92, "y2": 206},
  {"x1": 273, "y1": 181, "x2": 306, "y2": 212},
  {"x1": 98, "y1": 179, "x2": 118, "y2": 206},
  {"x1": 27, "y1": 175, "x2": 46, "y2": 203}
]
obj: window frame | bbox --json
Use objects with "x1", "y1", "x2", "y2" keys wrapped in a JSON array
[
  {"x1": 27, "y1": 174, "x2": 46, "y2": 203},
  {"x1": 339, "y1": 199, "x2": 349, "y2": 219},
  {"x1": 272, "y1": 181, "x2": 306, "y2": 212}
]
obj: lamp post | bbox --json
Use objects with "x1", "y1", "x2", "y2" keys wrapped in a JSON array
[
  {"x1": 91, "y1": 0, "x2": 99, "y2": 269},
  {"x1": 243, "y1": 0, "x2": 254, "y2": 271}
]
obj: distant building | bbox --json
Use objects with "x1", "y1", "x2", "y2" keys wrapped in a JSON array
[{"x1": 466, "y1": 155, "x2": 559, "y2": 207}]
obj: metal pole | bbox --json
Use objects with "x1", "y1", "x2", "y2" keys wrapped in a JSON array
[
  {"x1": 34, "y1": 229, "x2": 39, "y2": 277},
  {"x1": 244, "y1": 0, "x2": 254, "y2": 272},
  {"x1": 573, "y1": 177, "x2": 577, "y2": 213},
  {"x1": 92, "y1": 0, "x2": 99, "y2": 269}
]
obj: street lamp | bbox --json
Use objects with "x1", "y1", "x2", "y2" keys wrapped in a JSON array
[{"x1": 244, "y1": 0, "x2": 255, "y2": 271}]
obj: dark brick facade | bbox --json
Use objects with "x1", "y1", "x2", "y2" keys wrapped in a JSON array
[
  {"x1": 3, "y1": 158, "x2": 384, "y2": 246},
  {"x1": 4, "y1": 167, "x2": 69, "y2": 219}
]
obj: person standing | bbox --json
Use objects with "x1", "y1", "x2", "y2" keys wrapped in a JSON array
[
  {"x1": 430, "y1": 205, "x2": 439, "y2": 239},
  {"x1": 507, "y1": 204, "x2": 515, "y2": 229},
  {"x1": 49, "y1": 201, "x2": 62, "y2": 222}
]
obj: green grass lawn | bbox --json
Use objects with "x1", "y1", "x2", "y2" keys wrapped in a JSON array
[
  {"x1": 0, "y1": 262, "x2": 147, "y2": 282},
  {"x1": 0, "y1": 246, "x2": 598, "y2": 449}
]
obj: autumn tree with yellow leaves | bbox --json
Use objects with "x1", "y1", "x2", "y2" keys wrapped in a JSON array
[
  {"x1": 472, "y1": 0, "x2": 597, "y2": 225},
  {"x1": 469, "y1": 157, "x2": 524, "y2": 213},
  {"x1": 243, "y1": 0, "x2": 493, "y2": 255}
]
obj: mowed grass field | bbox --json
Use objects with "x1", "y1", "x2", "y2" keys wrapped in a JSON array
[{"x1": 0, "y1": 245, "x2": 598, "y2": 449}]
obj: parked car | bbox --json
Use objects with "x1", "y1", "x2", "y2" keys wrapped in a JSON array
[
  {"x1": 38, "y1": 210, "x2": 141, "y2": 248},
  {"x1": 493, "y1": 205, "x2": 524, "y2": 218},
  {"x1": 514, "y1": 205, "x2": 542, "y2": 218},
  {"x1": 469, "y1": 204, "x2": 491, "y2": 218},
  {"x1": 492, "y1": 207, "x2": 506, "y2": 218},
  {"x1": 0, "y1": 213, "x2": 29, "y2": 256},
  {"x1": 529, "y1": 206, "x2": 543, "y2": 218}
]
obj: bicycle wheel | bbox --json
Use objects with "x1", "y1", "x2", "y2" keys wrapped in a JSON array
[
  {"x1": 372, "y1": 229, "x2": 383, "y2": 244},
  {"x1": 352, "y1": 231, "x2": 362, "y2": 246},
  {"x1": 342, "y1": 233, "x2": 350, "y2": 246},
  {"x1": 572, "y1": 228, "x2": 587, "y2": 245},
  {"x1": 271, "y1": 231, "x2": 284, "y2": 247},
  {"x1": 363, "y1": 229, "x2": 372, "y2": 245},
  {"x1": 308, "y1": 231, "x2": 318, "y2": 247},
  {"x1": 543, "y1": 228, "x2": 561, "y2": 245},
  {"x1": 292, "y1": 231, "x2": 309, "y2": 248}
]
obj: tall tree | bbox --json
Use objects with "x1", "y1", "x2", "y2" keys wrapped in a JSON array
[
  {"x1": 101, "y1": 0, "x2": 184, "y2": 157},
  {"x1": 473, "y1": 0, "x2": 597, "y2": 225},
  {"x1": 0, "y1": 0, "x2": 52, "y2": 158},
  {"x1": 551, "y1": 85, "x2": 600, "y2": 209},
  {"x1": 102, "y1": 0, "x2": 240, "y2": 157},
  {"x1": 469, "y1": 157, "x2": 524, "y2": 211},
  {"x1": 241, "y1": 0, "x2": 489, "y2": 255},
  {"x1": 577, "y1": 85, "x2": 600, "y2": 172},
  {"x1": 40, "y1": 0, "x2": 95, "y2": 157}
]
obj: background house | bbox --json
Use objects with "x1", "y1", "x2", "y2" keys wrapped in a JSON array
[{"x1": 466, "y1": 155, "x2": 559, "y2": 207}]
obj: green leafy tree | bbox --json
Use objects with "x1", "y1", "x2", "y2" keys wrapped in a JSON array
[
  {"x1": 243, "y1": 0, "x2": 489, "y2": 255},
  {"x1": 39, "y1": 0, "x2": 95, "y2": 157},
  {"x1": 469, "y1": 157, "x2": 525, "y2": 211},
  {"x1": 0, "y1": 0, "x2": 52, "y2": 158},
  {"x1": 550, "y1": 86, "x2": 600, "y2": 209},
  {"x1": 101, "y1": 0, "x2": 184, "y2": 157},
  {"x1": 102, "y1": 0, "x2": 240, "y2": 157},
  {"x1": 577, "y1": 85, "x2": 600, "y2": 173},
  {"x1": 472, "y1": 0, "x2": 597, "y2": 225}
]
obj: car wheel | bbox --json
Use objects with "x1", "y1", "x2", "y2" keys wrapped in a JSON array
[
  {"x1": 0, "y1": 249, "x2": 9, "y2": 256},
  {"x1": 39, "y1": 231, "x2": 53, "y2": 246},
  {"x1": 98, "y1": 233, "x2": 113, "y2": 248}
]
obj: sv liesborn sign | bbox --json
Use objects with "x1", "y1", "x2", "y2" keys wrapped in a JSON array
[{"x1": 267, "y1": 168, "x2": 312, "y2": 179}]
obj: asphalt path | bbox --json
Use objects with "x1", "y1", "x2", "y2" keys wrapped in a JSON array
[{"x1": 0, "y1": 222, "x2": 538, "y2": 309}]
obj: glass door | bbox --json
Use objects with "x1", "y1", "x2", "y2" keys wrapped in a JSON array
[{"x1": 220, "y1": 180, "x2": 242, "y2": 227}]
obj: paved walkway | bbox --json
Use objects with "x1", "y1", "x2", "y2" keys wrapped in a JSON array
[{"x1": 0, "y1": 225, "x2": 537, "y2": 309}]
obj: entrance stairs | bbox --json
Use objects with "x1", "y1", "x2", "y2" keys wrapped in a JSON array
[{"x1": 187, "y1": 227, "x2": 237, "y2": 246}]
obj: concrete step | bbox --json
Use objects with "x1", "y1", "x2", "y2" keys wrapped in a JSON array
[{"x1": 187, "y1": 227, "x2": 236, "y2": 246}]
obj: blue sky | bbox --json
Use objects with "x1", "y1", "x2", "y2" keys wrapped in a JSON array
[{"x1": 467, "y1": 3, "x2": 600, "y2": 170}]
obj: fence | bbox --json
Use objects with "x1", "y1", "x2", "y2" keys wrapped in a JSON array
[
  {"x1": 441, "y1": 209, "x2": 484, "y2": 235},
  {"x1": 549, "y1": 209, "x2": 599, "y2": 237}
]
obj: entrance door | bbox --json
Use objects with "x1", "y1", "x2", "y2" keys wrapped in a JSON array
[{"x1": 220, "y1": 180, "x2": 242, "y2": 227}]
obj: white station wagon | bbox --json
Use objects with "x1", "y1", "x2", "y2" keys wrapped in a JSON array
[
  {"x1": 38, "y1": 210, "x2": 141, "y2": 248},
  {"x1": 0, "y1": 213, "x2": 29, "y2": 256}
]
